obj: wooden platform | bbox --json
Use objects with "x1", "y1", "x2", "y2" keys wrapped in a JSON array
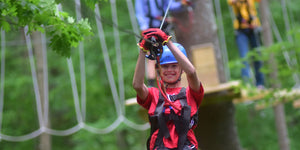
[
  {"x1": 125, "y1": 81, "x2": 241, "y2": 106},
  {"x1": 233, "y1": 88, "x2": 269, "y2": 104}
]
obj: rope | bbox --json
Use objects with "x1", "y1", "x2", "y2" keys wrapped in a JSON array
[
  {"x1": 84, "y1": 115, "x2": 123, "y2": 134},
  {"x1": 57, "y1": 4, "x2": 84, "y2": 125},
  {"x1": 45, "y1": 124, "x2": 82, "y2": 136},
  {"x1": 67, "y1": 58, "x2": 84, "y2": 123},
  {"x1": 1, "y1": 129, "x2": 42, "y2": 142},
  {"x1": 110, "y1": 0, "x2": 125, "y2": 115},
  {"x1": 75, "y1": 0, "x2": 87, "y2": 122},
  {"x1": 24, "y1": 26, "x2": 45, "y2": 128},
  {"x1": 0, "y1": 29, "x2": 6, "y2": 140},
  {"x1": 40, "y1": 29, "x2": 50, "y2": 125},
  {"x1": 95, "y1": 4, "x2": 122, "y2": 117}
]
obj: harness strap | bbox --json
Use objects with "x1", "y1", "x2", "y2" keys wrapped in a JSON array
[
  {"x1": 167, "y1": 89, "x2": 186, "y2": 101},
  {"x1": 236, "y1": 0, "x2": 253, "y2": 29},
  {"x1": 149, "y1": 87, "x2": 197, "y2": 149}
]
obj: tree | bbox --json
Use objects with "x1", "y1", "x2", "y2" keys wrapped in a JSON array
[
  {"x1": 259, "y1": 0, "x2": 290, "y2": 149},
  {"x1": 172, "y1": 0, "x2": 242, "y2": 149},
  {"x1": 0, "y1": 0, "x2": 92, "y2": 57}
]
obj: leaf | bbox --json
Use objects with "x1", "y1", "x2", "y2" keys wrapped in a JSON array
[{"x1": 1, "y1": 21, "x2": 11, "y2": 31}]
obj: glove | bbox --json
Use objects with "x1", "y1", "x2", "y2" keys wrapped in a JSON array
[
  {"x1": 138, "y1": 34, "x2": 154, "y2": 52},
  {"x1": 141, "y1": 28, "x2": 172, "y2": 45}
]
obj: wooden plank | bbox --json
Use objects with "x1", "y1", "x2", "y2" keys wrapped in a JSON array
[
  {"x1": 233, "y1": 89, "x2": 269, "y2": 104},
  {"x1": 181, "y1": 43, "x2": 220, "y2": 88},
  {"x1": 204, "y1": 81, "x2": 240, "y2": 94}
]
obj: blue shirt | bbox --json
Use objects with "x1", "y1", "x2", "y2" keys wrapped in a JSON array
[{"x1": 135, "y1": 0, "x2": 183, "y2": 30}]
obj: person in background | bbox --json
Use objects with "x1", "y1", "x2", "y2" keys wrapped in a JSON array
[
  {"x1": 133, "y1": 28, "x2": 204, "y2": 150},
  {"x1": 228, "y1": 0, "x2": 265, "y2": 88},
  {"x1": 135, "y1": 0, "x2": 186, "y2": 87}
]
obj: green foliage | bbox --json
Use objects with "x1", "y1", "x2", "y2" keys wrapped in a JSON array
[
  {"x1": 235, "y1": 102, "x2": 300, "y2": 150},
  {"x1": 235, "y1": 104, "x2": 279, "y2": 150},
  {"x1": 0, "y1": 0, "x2": 92, "y2": 57},
  {"x1": 49, "y1": 18, "x2": 92, "y2": 57}
]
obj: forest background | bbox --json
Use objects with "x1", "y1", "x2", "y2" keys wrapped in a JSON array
[{"x1": 1, "y1": 0, "x2": 300, "y2": 150}]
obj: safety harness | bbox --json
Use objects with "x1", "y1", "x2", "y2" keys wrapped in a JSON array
[
  {"x1": 147, "y1": 88, "x2": 198, "y2": 150},
  {"x1": 235, "y1": 0, "x2": 253, "y2": 29}
]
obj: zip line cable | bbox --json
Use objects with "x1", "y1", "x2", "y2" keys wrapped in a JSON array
[
  {"x1": 95, "y1": 11, "x2": 143, "y2": 40},
  {"x1": 160, "y1": 0, "x2": 173, "y2": 29}
]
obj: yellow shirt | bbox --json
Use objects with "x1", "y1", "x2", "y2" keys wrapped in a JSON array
[{"x1": 228, "y1": 0, "x2": 261, "y2": 29}]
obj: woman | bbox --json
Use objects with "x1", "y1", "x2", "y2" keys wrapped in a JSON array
[
  {"x1": 133, "y1": 28, "x2": 204, "y2": 150},
  {"x1": 228, "y1": 0, "x2": 265, "y2": 88}
]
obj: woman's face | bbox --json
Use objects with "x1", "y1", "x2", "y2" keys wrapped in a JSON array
[{"x1": 160, "y1": 63, "x2": 181, "y2": 84}]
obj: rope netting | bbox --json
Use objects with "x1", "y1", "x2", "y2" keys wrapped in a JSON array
[{"x1": 0, "y1": 0, "x2": 150, "y2": 142}]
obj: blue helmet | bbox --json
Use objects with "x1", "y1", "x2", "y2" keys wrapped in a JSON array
[{"x1": 159, "y1": 43, "x2": 187, "y2": 65}]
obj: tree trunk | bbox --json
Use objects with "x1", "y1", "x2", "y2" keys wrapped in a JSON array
[
  {"x1": 259, "y1": 0, "x2": 290, "y2": 150},
  {"x1": 173, "y1": 1, "x2": 225, "y2": 83},
  {"x1": 172, "y1": 1, "x2": 241, "y2": 149},
  {"x1": 32, "y1": 31, "x2": 51, "y2": 150}
]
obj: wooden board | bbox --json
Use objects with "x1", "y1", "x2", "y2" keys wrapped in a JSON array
[
  {"x1": 181, "y1": 43, "x2": 220, "y2": 88},
  {"x1": 191, "y1": 43, "x2": 220, "y2": 87}
]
